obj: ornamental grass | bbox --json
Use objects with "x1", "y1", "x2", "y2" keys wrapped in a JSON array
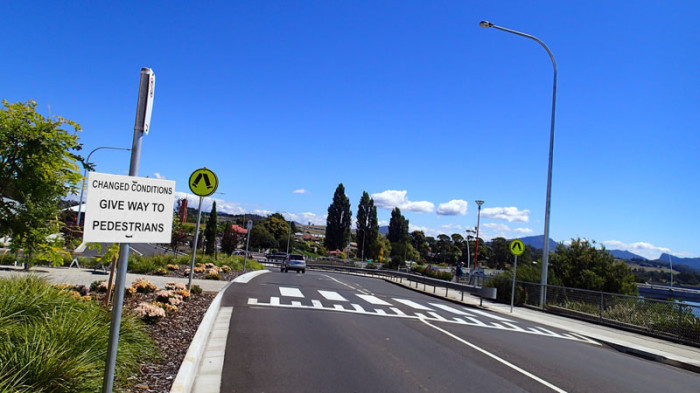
[{"x1": 0, "y1": 275, "x2": 156, "y2": 393}]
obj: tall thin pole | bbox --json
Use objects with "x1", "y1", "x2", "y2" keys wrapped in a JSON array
[
  {"x1": 103, "y1": 67, "x2": 154, "y2": 393},
  {"x1": 188, "y1": 196, "x2": 204, "y2": 289},
  {"x1": 479, "y1": 21, "x2": 557, "y2": 309},
  {"x1": 243, "y1": 220, "x2": 252, "y2": 272},
  {"x1": 473, "y1": 201, "x2": 484, "y2": 271},
  {"x1": 668, "y1": 253, "x2": 673, "y2": 288}
]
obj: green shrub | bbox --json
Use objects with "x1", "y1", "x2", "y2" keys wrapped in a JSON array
[
  {"x1": 0, "y1": 275, "x2": 156, "y2": 392},
  {"x1": 190, "y1": 284, "x2": 203, "y2": 295}
]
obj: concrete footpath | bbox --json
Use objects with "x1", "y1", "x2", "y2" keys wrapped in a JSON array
[
  {"x1": 0, "y1": 265, "x2": 229, "y2": 292},
  {"x1": 3, "y1": 267, "x2": 699, "y2": 393}
]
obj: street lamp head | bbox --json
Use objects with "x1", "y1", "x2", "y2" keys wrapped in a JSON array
[
  {"x1": 475, "y1": 200, "x2": 485, "y2": 207},
  {"x1": 479, "y1": 21, "x2": 493, "y2": 29}
]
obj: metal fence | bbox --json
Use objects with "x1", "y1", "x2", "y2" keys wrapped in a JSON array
[{"x1": 515, "y1": 281, "x2": 700, "y2": 346}]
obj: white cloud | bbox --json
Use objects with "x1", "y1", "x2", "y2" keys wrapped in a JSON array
[
  {"x1": 378, "y1": 220, "x2": 389, "y2": 227},
  {"x1": 283, "y1": 211, "x2": 326, "y2": 226},
  {"x1": 437, "y1": 200, "x2": 468, "y2": 216},
  {"x1": 483, "y1": 223, "x2": 511, "y2": 232},
  {"x1": 153, "y1": 173, "x2": 166, "y2": 179},
  {"x1": 371, "y1": 190, "x2": 434, "y2": 213},
  {"x1": 482, "y1": 207, "x2": 530, "y2": 223},
  {"x1": 293, "y1": 189, "x2": 308, "y2": 194},
  {"x1": 602, "y1": 240, "x2": 671, "y2": 260},
  {"x1": 513, "y1": 227, "x2": 534, "y2": 234},
  {"x1": 409, "y1": 225, "x2": 440, "y2": 237},
  {"x1": 440, "y1": 224, "x2": 464, "y2": 231}
]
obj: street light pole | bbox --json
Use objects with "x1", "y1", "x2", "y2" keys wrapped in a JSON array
[
  {"x1": 479, "y1": 20, "x2": 558, "y2": 309},
  {"x1": 465, "y1": 228, "x2": 475, "y2": 274},
  {"x1": 76, "y1": 146, "x2": 131, "y2": 226},
  {"x1": 473, "y1": 201, "x2": 484, "y2": 271}
]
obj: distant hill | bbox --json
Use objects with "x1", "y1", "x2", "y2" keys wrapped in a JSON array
[
  {"x1": 657, "y1": 253, "x2": 700, "y2": 270},
  {"x1": 609, "y1": 249, "x2": 647, "y2": 261},
  {"x1": 517, "y1": 235, "x2": 558, "y2": 253}
]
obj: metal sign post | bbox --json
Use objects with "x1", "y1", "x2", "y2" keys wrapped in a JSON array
[
  {"x1": 102, "y1": 67, "x2": 155, "y2": 393},
  {"x1": 188, "y1": 196, "x2": 204, "y2": 289},
  {"x1": 186, "y1": 168, "x2": 218, "y2": 289},
  {"x1": 243, "y1": 220, "x2": 252, "y2": 272},
  {"x1": 509, "y1": 239, "x2": 525, "y2": 313}
]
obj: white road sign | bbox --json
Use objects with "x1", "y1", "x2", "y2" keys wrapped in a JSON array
[{"x1": 83, "y1": 172, "x2": 175, "y2": 243}]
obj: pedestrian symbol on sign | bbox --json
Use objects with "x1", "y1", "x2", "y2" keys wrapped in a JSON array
[
  {"x1": 510, "y1": 239, "x2": 525, "y2": 256},
  {"x1": 188, "y1": 168, "x2": 218, "y2": 197}
]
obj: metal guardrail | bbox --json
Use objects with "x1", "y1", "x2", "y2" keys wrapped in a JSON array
[{"x1": 513, "y1": 281, "x2": 700, "y2": 346}]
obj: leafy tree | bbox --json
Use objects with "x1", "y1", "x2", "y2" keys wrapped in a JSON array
[
  {"x1": 411, "y1": 230, "x2": 430, "y2": 262},
  {"x1": 0, "y1": 100, "x2": 84, "y2": 267},
  {"x1": 375, "y1": 235, "x2": 391, "y2": 264},
  {"x1": 169, "y1": 216, "x2": 189, "y2": 254},
  {"x1": 490, "y1": 237, "x2": 511, "y2": 269},
  {"x1": 220, "y1": 223, "x2": 239, "y2": 255},
  {"x1": 265, "y1": 213, "x2": 291, "y2": 250},
  {"x1": 249, "y1": 224, "x2": 277, "y2": 251},
  {"x1": 356, "y1": 191, "x2": 378, "y2": 261},
  {"x1": 549, "y1": 238, "x2": 637, "y2": 295},
  {"x1": 387, "y1": 207, "x2": 409, "y2": 244},
  {"x1": 204, "y1": 202, "x2": 218, "y2": 256},
  {"x1": 324, "y1": 183, "x2": 351, "y2": 251}
]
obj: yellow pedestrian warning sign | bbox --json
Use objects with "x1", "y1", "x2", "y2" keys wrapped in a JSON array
[
  {"x1": 510, "y1": 239, "x2": 525, "y2": 256},
  {"x1": 188, "y1": 168, "x2": 218, "y2": 197}
]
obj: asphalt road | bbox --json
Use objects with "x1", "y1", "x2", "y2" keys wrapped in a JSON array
[{"x1": 220, "y1": 270, "x2": 699, "y2": 392}]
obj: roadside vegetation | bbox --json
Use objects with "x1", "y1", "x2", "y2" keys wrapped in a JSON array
[{"x1": 0, "y1": 276, "x2": 156, "y2": 393}]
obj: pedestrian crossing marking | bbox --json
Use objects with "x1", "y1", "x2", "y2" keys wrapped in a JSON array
[
  {"x1": 319, "y1": 290, "x2": 348, "y2": 302},
  {"x1": 280, "y1": 287, "x2": 304, "y2": 298},
  {"x1": 356, "y1": 294, "x2": 392, "y2": 305},
  {"x1": 430, "y1": 303, "x2": 474, "y2": 316},
  {"x1": 393, "y1": 298, "x2": 433, "y2": 310},
  {"x1": 245, "y1": 286, "x2": 598, "y2": 345}
]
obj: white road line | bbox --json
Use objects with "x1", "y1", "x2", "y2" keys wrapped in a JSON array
[
  {"x1": 248, "y1": 298, "x2": 258, "y2": 305},
  {"x1": 390, "y1": 307, "x2": 406, "y2": 316},
  {"x1": 567, "y1": 333, "x2": 601, "y2": 345},
  {"x1": 291, "y1": 301, "x2": 302, "y2": 307},
  {"x1": 420, "y1": 318, "x2": 568, "y2": 393},
  {"x1": 428, "y1": 312, "x2": 448, "y2": 321},
  {"x1": 375, "y1": 309, "x2": 387, "y2": 315},
  {"x1": 334, "y1": 304, "x2": 346, "y2": 311},
  {"x1": 430, "y1": 303, "x2": 474, "y2": 316},
  {"x1": 352, "y1": 304, "x2": 366, "y2": 312},
  {"x1": 270, "y1": 297, "x2": 280, "y2": 306},
  {"x1": 279, "y1": 287, "x2": 304, "y2": 298},
  {"x1": 319, "y1": 290, "x2": 348, "y2": 302},
  {"x1": 312, "y1": 300, "x2": 323, "y2": 308},
  {"x1": 502, "y1": 322, "x2": 526, "y2": 332},
  {"x1": 536, "y1": 327, "x2": 560, "y2": 336},
  {"x1": 463, "y1": 307, "x2": 513, "y2": 322},
  {"x1": 321, "y1": 274, "x2": 371, "y2": 295},
  {"x1": 465, "y1": 317, "x2": 487, "y2": 326},
  {"x1": 393, "y1": 298, "x2": 433, "y2": 310},
  {"x1": 356, "y1": 294, "x2": 392, "y2": 306}
]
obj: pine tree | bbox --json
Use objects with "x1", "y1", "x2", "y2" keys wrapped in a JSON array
[
  {"x1": 204, "y1": 202, "x2": 218, "y2": 256},
  {"x1": 357, "y1": 191, "x2": 378, "y2": 260},
  {"x1": 220, "y1": 223, "x2": 238, "y2": 255},
  {"x1": 324, "y1": 183, "x2": 352, "y2": 251},
  {"x1": 388, "y1": 207, "x2": 409, "y2": 244}
]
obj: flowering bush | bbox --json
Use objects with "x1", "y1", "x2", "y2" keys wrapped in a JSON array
[
  {"x1": 165, "y1": 282, "x2": 186, "y2": 291},
  {"x1": 133, "y1": 302, "x2": 166, "y2": 323},
  {"x1": 194, "y1": 266, "x2": 206, "y2": 273},
  {"x1": 184, "y1": 268, "x2": 191, "y2": 276},
  {"x1": 205, "y1": 269, "x2": 220, "y2": 280},
  {"x1": 221, "y1": 265, "x2": 231, "y2": 273},
  {"x1": 205, "y1": 263, "x2": 216, "y2": 269},
  {"x1": 153, "y1": 268, "x2": 168, "y2": 276},
  {"x1": 95, "y1": 281, "x2": 109, "y2": 293},
  {"x1": 166, "y1": 264, "x2": 180, "y2": 270},
  {"x1": 124, "y1": 286, "x2": 137, "y2": 297},
  {"x1": 132, "y1": 279, "x2": 157, "y2": 294},
  {"x1": 174, "y1": 288, "x2": 190, "y2": 299},
  {"x1": 67, "y1": 290, "x2": 82, "y2": 299},
  {"x1": 155, "y1": 290, "x2": 183, "y2": 306},
  {"x1": 158, "y1": 302, "x2": 179, "y2": 313}
]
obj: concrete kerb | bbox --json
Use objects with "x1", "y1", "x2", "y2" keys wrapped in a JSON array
[
  {"x1": 383, "y1": 275, "x2": 700, "y2": 374},
  {"x1": 170, "y1": 270, "x2": 269, "y2": 393}
]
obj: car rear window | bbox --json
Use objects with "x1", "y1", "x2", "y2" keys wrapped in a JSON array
[{"x1": 290, "y1": 254, "x2": 305, "y2": 261}]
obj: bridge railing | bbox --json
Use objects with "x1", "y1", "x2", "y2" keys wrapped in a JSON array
[{"x1": 515, "y1": 281, "x2": 700, "y2": 346}]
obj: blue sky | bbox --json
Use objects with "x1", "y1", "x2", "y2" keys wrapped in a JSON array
[{"x1": 2, "y1": 1, "x2": 698, "y2": 259}]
